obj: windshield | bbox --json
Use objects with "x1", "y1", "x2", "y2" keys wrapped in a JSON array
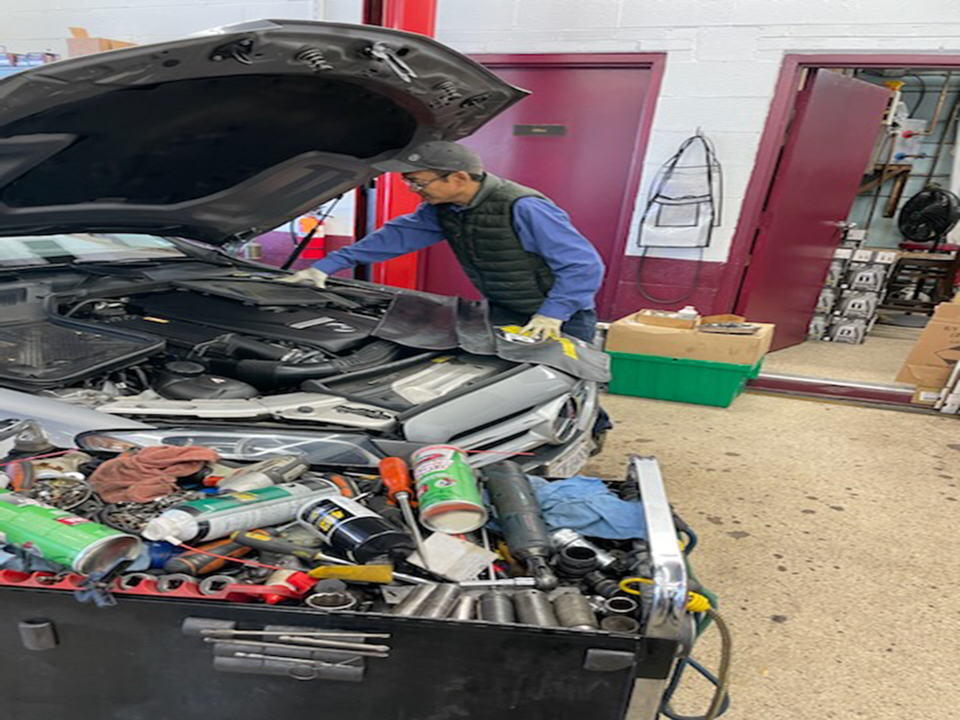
[{"x1": 0, "y1": 233, "x2": 186, "y2": 268}]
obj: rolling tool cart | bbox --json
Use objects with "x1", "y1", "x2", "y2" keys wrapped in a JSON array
[{"x1": 0, "y1": 452, "x2": 725, "y2": 720}]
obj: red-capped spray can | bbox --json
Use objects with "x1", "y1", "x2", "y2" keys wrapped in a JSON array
[{"x1": 411, "y1": 445, "x2": 487, "y2": 534}]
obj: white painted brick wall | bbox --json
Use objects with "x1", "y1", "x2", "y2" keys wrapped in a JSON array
[
  {"x1": 3, "y1": 0, "x2": 959, "y2": 263},
  {"x1": 435, "y1": 0, "x2": 960, "y2": 262},
  {"x1": 0, "y1": 0, "x2": 314, "y2": 57}
]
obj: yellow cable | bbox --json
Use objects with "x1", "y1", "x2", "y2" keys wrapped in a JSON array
[
  {"x1": 686, "y1": 591, "x2": 711, "y2": 613},
  {"x1": 619, "y1": 577, "x2": 711, "y2": 613},
  {"x1": 619, "y1": 577, "x2": 654, "y2": 594}
]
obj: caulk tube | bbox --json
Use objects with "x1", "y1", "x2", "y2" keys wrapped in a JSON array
[{"x1": 142, "y1": 479, "x2": 339, "y2": 544}]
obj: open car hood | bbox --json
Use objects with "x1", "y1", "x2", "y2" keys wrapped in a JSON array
[{"x1": 0, "y1": 20, "x2": 527, "y2": 243}]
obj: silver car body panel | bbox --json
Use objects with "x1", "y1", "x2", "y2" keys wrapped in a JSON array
[
  {"x1": 389, "y1": 357, "x2": 503, "y2": 405},
  {"x1": 80, "y1": 427, "x2": 386, "y2": 467},
  {"x1": 97, "y1": 391, "x2": 398, "y2": 431},
  {"x1": 0, "y1": 20, "x2": 527, "y2": 243},
  {"x1": 402, "y1": 365, "x2": 576, "y2": 443},
  {"x1": 460, "y1": 381, "x2": 598, "y2": 473},
  {"x1": 0, "y1": 387, "x2": 150, "y2": 448}
]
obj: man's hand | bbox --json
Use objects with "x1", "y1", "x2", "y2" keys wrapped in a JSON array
[
  {"x1": 519, "y1": 314, "x2": 563, "y2": 341},
  {"x1": 278, "y1": 268, "x2": 329, "y2": 289}
]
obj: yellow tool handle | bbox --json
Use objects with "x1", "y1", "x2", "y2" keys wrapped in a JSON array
[{"x1": 307, "y1": 564, "x2": 394, "y2": 583}]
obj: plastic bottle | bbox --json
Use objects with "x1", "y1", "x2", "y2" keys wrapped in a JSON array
[
  {"x1": 142, "y1": 478, "x2": 339, "y2": 544},
  {"x1": 677, "y1": 305, "x2": 699, "y2": 321}
]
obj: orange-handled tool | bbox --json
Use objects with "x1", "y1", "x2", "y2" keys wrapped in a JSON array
[
  {"x1": 379, "y1": 457, "x2": 415, "y2": 506},
  {"x1": 378, "y1": 457, "x2": 430, "y2": 569}
]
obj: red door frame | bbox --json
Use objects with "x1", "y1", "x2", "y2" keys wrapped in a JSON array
[
  {"x1": 364, "y1": 0, "x2": 438, "y2": 289},
  {"x1": 718, "y1": 53, "x2": 960, "y2": 312},
  {"x1": 416, "y1": 53, "x2": 667, "y2": 308}
]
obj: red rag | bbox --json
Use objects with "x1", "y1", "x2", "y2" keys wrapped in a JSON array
[{"x1": 89, "y1": 445, "x2": 220, "y2": 503}]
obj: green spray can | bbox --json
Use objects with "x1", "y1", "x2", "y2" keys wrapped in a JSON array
[
  {"x1": 0, "y1": 490, "x2": 142, "y2": 575},
  {"x1": 411, "y1": 445, "x2": 487, "y2": 534}
]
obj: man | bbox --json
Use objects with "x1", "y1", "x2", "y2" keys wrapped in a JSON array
[{"x1": 282, "y1": 141, "x2": 605, "y2": 343}]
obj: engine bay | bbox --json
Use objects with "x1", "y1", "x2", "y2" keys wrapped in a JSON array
[{"x1": 0, "y1": 279, "x2": 515, "y2": 432}]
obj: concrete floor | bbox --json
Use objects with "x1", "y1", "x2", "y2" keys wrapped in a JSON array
[
  {"x1": 585, "y1": 391, "x2": 959, "y2": 720},
  {"x1": 762, "y1": 325, "x2": 921, "y2": 385}
]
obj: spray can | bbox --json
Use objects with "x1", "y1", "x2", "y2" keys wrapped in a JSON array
[
  {"x1": 142, "y1": 478, "x2": 339, "y2": 544},
  {"x1": 300, "y1": 496, "x2": 414, "y2": 563},
  {"x1": 411, "y1": 445, "x2": 487, "y2": 534},
  {"x1": 0, "y1": 489, "x2": 142, "y2": 575}
]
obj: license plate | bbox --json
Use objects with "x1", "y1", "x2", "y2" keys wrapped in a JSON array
[{"x1": 544, "y1": 436, "x2": 594, "y2": 478}]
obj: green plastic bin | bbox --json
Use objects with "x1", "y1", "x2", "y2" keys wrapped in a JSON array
[{"x1": 606, "y1": 351, "x2": 764, "y2": 407}]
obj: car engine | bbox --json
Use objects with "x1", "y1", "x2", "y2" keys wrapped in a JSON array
[{"x1": 0, "y1": 279, "x2": 516, "y2": 433}]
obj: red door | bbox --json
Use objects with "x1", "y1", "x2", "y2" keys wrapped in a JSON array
[
  {"x1": 735, "y1": 70, "x2": 891, "y2": 350},
  {"x1": 418, "y1": 58, "x2": 657, "y2": 318}
]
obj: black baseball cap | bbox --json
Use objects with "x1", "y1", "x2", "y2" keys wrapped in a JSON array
[{"x1": 376, "y1": 141, "x2": 484, "y2": 174}]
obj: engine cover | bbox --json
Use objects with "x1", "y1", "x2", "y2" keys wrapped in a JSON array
[
  {"x1": 0, "y1": 320, "x2": 163, "y2": 390},
  {"x1": 131, "y1": 291, "x2": 377, "y2": 353}
]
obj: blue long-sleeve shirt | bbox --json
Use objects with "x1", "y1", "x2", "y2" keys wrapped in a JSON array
[{"x1": 314, "y1": 198, "x2": 605, "y2": 321}]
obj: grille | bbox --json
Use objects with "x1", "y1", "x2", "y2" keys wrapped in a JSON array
[{"x1": 0, "y1": 288, "x2": 27, "y2": 307}]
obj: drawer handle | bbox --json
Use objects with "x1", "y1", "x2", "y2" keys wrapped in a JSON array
[
  {"x1": 213, "y1": 651, "x2": 366, "y2": 682},
  {"x1": 19, "y1": 618, "x2": 58, "y2": 651},
  {"x1": 182, "y1": 617, "x2": 387, "y2": 683},
  {"x1": 583, "y1": 648, "x2": 635, "y2": 672}
]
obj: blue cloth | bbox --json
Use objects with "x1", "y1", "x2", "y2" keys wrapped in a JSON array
[
  {"x1": 527, "y1": 475, "x2": 646, "y2": 540},
  {"x1": 314, "y1": 196, "x2": 605, "y2": 322}
]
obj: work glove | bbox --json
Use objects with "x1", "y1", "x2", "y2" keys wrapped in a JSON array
[
  {"x1": 278, "y1": 267, "x2": 329, "y2": 289},
  {"x1": 519, "y1": 314, "x2": 563, "y2": 341}
]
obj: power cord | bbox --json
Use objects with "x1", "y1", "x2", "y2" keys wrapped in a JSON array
[
  {"x1": 657, "y1": 606, "x2": 732, "y2": 720},
  {"x1": 635, "y1": 246, "x2": 706, "y2": 305},
  {"x1": 620, "y1": 576, "x2": 733, "y2": 720}
]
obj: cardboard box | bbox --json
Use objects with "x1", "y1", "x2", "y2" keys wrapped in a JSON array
[
  {"x1": 66, "y1": 27, "x2": 135, "y2": 57},
  {"x1": 606, "y1": 313, "x2": 775, "y2": 366},
  {"x1": 896, "y1": 302, "x2": 960, "y2": 390}
]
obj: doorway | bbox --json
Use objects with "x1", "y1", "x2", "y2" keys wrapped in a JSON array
[
  {"x1": 724, "y1": 56, "x2": 960, "y2": 407},
  {"x1": 417, "y1": 53, "x2": 665, "y2": 320}
]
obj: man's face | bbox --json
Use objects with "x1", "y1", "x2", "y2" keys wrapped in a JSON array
[{"x1": 401, "y1": 170, "x2": 474, "y2": 205}]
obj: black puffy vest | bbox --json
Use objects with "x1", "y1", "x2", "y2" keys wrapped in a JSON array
[{"x1": 435, "y1": 174, "x2": 555, "y2": 316}]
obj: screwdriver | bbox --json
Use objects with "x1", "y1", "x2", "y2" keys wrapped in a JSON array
[
  {"x1": 379, "y1": 457, "x2": 430, "y2": 570},
  {"x1": 230, "y1": 529, "x2": 393, "y2": 583},
  {"x1": 306, "y1": 564, "x2": 393, "y2": 583},
  {"x1": 164, "y1": 538, "x2": 252, "y2": 576},
  {"x1": 232, "y1": 528, "x2": 320, "y2": 560},
  {"x1": 231, "y1": 528, "x2": 430, "y2": 585}
]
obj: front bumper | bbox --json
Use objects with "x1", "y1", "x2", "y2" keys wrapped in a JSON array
[
  {"x1": 450, "y1": 380, "x2": 600, "y2": 476},
  {"x1": 73, "y1": 381, "x2": 601, "y2": 477}
]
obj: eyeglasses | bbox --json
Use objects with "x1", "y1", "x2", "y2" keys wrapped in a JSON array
[{"x1": 402, "y1": 173, "x2": 451, "y2": 192}]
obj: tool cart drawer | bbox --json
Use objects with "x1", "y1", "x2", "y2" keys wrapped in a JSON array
[{"x1": 0, "y1": 590, "x2": 676, "y2": 720}]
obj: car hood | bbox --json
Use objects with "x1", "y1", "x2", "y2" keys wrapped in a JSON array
[{"x1": 0, "y1": 20, "x2": 527, "y2": 244}]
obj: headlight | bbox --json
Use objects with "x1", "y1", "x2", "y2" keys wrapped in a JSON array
[{"x1": 76, "y1": 428, "x2": 383, "y2": 467}]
